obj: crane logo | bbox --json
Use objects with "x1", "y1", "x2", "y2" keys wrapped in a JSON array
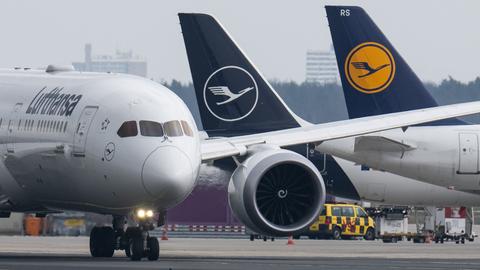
[
  {"x1": 208, "y1": 86, "x2": 254, "y2": 105},
  {"x1": 345, "y1": 42, "x2": 395, "y2": 94},
  {"x1": 204, "y1": 66, "x2": 258, "y2": 122}
]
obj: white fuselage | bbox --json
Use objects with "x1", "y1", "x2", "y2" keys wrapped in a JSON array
[
  {"x1": 318, "y1": 126, "x2": 480, "y2": 192},
  {"x1": 329, "y1": 156, "x2": 480, "y2": 206},
  {"x1": 0, "y1": 69, "x2": 200, "y2": 215}
]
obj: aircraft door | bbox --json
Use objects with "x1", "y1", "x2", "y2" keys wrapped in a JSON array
[
  {"x1": 73, "y1": 106, "x2": 98, "y2": 157},
  {"x1": 6, "y1": 103, "x2": 23, "y2": 153},
  {"x1": 458, "y1": 133, "x2": 479, "y2": 174}
]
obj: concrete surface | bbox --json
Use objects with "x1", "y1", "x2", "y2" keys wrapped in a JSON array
[{"x1": 0, "y1": 236, "x2": 479, "y2": 269}]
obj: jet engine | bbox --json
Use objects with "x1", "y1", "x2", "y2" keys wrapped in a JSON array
[{"x1": 228, "y1": 146, "x2": 326, "y2": 236}]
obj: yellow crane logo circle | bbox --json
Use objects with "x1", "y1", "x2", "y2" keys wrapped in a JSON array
[{"x1": 345, "y1": 42, "x2": 395, "y2": 94}]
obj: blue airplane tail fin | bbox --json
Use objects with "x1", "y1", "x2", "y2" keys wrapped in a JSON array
[
  {"x1": 178, "y1": 13, "x2": 302, "y2": 137},
  {"x1": 325, "y1": 6, "x2": 465, "y2": 125}
]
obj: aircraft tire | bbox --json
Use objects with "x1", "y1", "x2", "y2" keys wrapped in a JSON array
[
  {"x1": 130, "y1": 237, "x2": 144, "y2": 261},
  {"x1": 147, "y1": 237, "x2": 160, "y2": 261},
  {"x1": 90, "y1": 226, "x2": 115, "y2": 257},
  {"x1": 90, "y1": 227, "x2": 101, "y2": 257},
  {"x1": 99, "y1": 227, "x2": 115, "y2": 257}
]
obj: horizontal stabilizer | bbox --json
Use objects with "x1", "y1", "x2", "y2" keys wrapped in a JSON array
[{"x1": 354, "y1": 136, "x2": 415, "y2": 152}]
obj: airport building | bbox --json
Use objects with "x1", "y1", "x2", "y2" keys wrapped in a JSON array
[
  {"x1": 72, "y1": 44, "x2": 147, "y2": 77},
  {"x1": 305, "y1": 46, "x2": 340, "y2": 84}
]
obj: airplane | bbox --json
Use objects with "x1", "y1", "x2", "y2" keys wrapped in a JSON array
[
  {"x1": 316, "y1": 6, "x2": 480, "y2": 193},
  {"x1": 177, "y1": 13, "x2": 480, "y2": 208},
  {"x1": 0, "y1": 13, "x2": 478, "y2": 263},
  {"x1": 3, "y1": 67, "x2": 473, "y2": 262}
]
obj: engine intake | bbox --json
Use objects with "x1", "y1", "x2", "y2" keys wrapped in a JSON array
[{"x1": 228, "y1": 147, "x2": 325, "y2": 236}]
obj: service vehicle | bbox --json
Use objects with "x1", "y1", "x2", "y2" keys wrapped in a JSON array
[
  {"x1": 434, "y1": 207, "x2": 474, "y2": 244},
  {"x1": 303, "y1": 203, "x2": 375, "y2": 240},
  {"x1": 366, "y1": 207, "x2": 409, "y2": 243}
]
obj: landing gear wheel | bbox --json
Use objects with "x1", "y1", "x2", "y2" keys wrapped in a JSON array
[
  {"x1": 130, "y1": 237, "x2": 144, "y2": 261},
  {"x1": 90, "y1": 227, "x2": 101, "y2": 257},
  {"x1": 90, "y1": 226, "x2": 115, "y2": 258},
  {"x1": 124, "y1": 227, "x2": 138, "y2": 258},
  {"x1": 147, "y1": 237, "x2": 160, "y2": 261}
]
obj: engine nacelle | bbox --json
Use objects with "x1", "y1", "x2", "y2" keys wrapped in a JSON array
[{"x1": 228, "y1": 146, "x2": 326, "y2": 236}]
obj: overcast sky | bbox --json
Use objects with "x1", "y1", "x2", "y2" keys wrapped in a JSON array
[{"x1": 0, "y1": 0, "x2": 479, "y2": 84}]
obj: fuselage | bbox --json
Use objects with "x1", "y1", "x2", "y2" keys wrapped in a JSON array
[
  {"x1": 327, "y1": 156, "x2": 480, "y2": 206},
  {"x1": 318, "y1": 126, "x2": 480, "y2": 193},
  {"x1": 0, "y1": 68, "x2": 200, "y2": 215}
]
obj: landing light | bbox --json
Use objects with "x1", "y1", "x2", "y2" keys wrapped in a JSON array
[
  {"x1": 136, "y1": 208, "x2": 154, "y2": 219},
  {"x1": 137, "y1": 209, "x2": 146, "y2": 218}
]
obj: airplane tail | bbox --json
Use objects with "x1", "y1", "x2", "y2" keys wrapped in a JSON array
[
  {"x1": 178, "y1": 13, "x2": 304, "y2": 137},
  {"x1": 325, "y1": 6, "x2": 465, "y2": 124}
]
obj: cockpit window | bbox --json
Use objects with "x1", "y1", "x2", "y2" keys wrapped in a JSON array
[
  {"x1": 180, "y1": 120, "x2": 194, "y2": 137},
  {"x1": 140, "y1": 121, "x2": 164, "y2": 137},
  {"x1": 164, "y1": 120, "x2": 183, "y2": 137},
  {"x1": 117, "y1": 121, "x2": 138, "y2": 137}
]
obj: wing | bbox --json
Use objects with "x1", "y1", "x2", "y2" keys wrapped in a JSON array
[
  {"x1": 208, "y1": 86, "x2": 231, "y2": 96},
  {"x1": 351, "y1": 62, "x2": 373, "y2": 71},
  {"x1": 200, "y1": 101, "x2": 480, "y2": 161}
]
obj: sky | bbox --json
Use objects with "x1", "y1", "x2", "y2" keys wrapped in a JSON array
[{"x1": 0, "y1": 0, "x2": 479, "y2": 84}]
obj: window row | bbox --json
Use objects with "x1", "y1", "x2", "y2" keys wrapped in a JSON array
[
  {"x1": 117, "y1": 120, "x2": 194, "y2": 138},
  {"x1": 12, "y1": 118, "x2": 68, "y2": 133},
  {"x1": 327, "y1": 206, "x2": 368, "y2": 218}
]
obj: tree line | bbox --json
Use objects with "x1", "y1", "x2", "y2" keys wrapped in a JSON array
[{"x1": 164, "y1": 77, "x2": 480, "y2": 128}]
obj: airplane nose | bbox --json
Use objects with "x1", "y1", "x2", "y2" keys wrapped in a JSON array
[{"x1": 142, "y1": 145, "x2": 195, "y2": 206}]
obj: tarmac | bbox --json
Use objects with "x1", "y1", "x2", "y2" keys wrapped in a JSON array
[{"x1": 0, "y1": 236, "x2": 479, "y2": 269}]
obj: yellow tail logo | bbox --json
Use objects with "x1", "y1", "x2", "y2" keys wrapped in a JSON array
[{"x1": 345, "y1": 42, "x2": 395, "y2": 94}]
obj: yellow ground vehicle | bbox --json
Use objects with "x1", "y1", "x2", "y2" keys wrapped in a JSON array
[{"x1": 306, "y1": 203, "x2": 375, "y2": 240}]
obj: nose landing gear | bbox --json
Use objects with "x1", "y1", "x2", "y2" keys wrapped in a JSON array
[
  {"x1": 89, "y1": 211, "x2": 161, "y2": 261},
  {"x1": 124, "y1": 225, "x2": 159, "y2": 261}
]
